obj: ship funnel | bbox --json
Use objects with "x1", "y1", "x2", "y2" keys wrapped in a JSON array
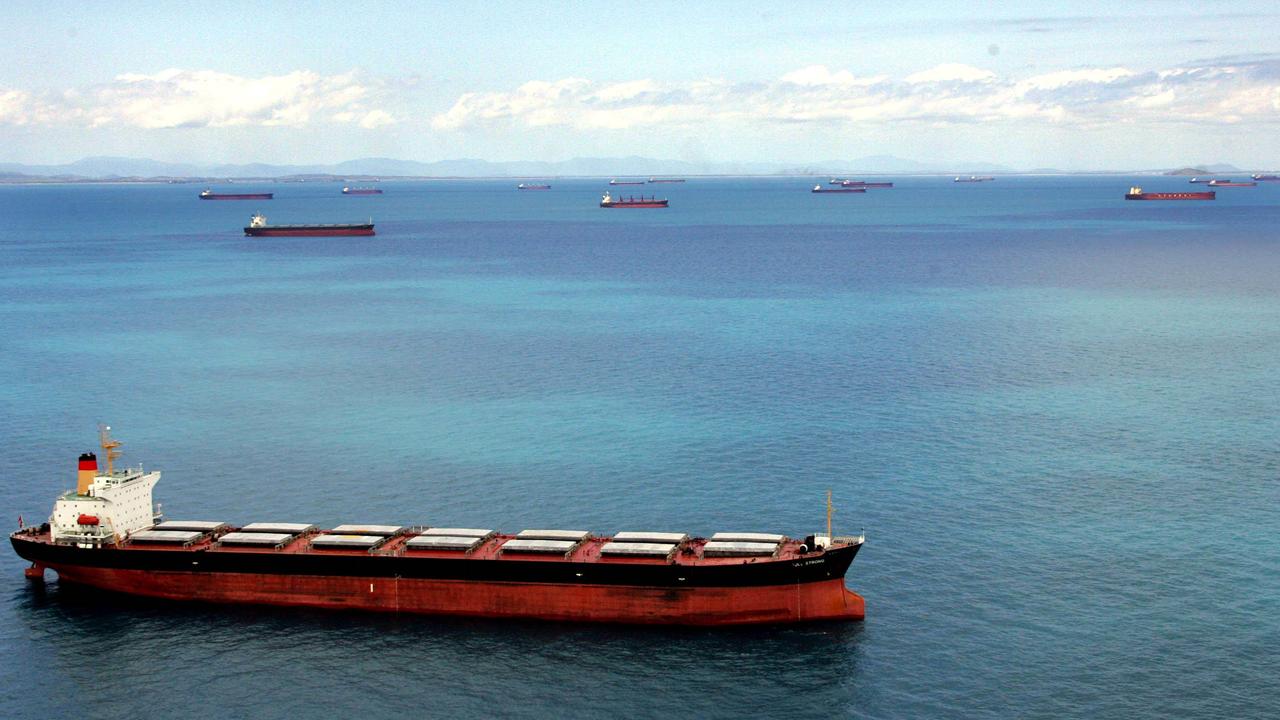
[{"x1": 77, "y1": 452, "x2": 98, "y2": 495}]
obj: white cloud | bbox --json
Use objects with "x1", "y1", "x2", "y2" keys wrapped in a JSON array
[
  {"x1": 904, "y1": 63, "x2": 997, "y2": 84},
  {"x1": 0, "y1": 89, "x2": 33, "y2": 123},
  {"x1": 1021, "y1": 67, "x2": 1134, "y2": 90},
  {"x1": 593, "y1": 79, "x2": 660, "y2": 101},
  {"x1": 780, "y1": 65, "x2": 884, "y2": 87},
  {"x1": 432, "y1": 78, "x2": 592, "y2": 130},
  {"x1": 358, "y1": 109, "x2": 395, "y2": 129},
  {"x1": 0, "y1": 69, "x2": 395, "y2": 129},
  {"x1": 432, "y1": 59, "x2": 1280, "y2": 131}
]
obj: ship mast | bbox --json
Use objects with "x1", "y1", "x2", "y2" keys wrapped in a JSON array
[
  {"x1": 826, "y1": 489, "x2": 834, "y2": 538},
  {"x1": 99, "y1": 424, "x2": 122, "y2": 476}
]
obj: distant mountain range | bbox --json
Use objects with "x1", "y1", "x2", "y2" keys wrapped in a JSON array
[
  {"x1": 0, "y1": 155, "x2": 1016, "y2": 180},
  {"x1": 0, "y1": 155, "x2": 1264, "y2": 180},
  {"x1": 1163, "y1": 164, "x2": 1244, "y2": 176}
]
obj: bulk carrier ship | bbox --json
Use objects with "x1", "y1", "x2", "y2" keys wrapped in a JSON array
[
  {"x1": 11, "y1": 430, "x2": 866, "y2": 625},
  {"x1": 1125, "y1": 186, "x2": 1215, "y2": 201},
  {"x1": 244, "y1": 213, "x2": 375, "y2": 237},
  {"x1": 599, "y1": 192, "x2": 668, "y2": 208},
  {"x1": 200, "y1": 189, "x2": 273, "y2": 200}
]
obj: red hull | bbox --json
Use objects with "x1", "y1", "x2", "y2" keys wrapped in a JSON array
[
  {"x1": 45, "y1": 565, "x2": 864, "y2": 625},
  {"x1": 246, "y1": 226, "x2": 375, "y2": 236},
  {"x1": 812, "y1": 188, "x2": 866, "y2": 194},
  {"x1": 1208, "y1": 182, "x2": 1256, "y2": 187},
  {"x1": 601, "y1": 202, "x2": 668, "y2": 208},
  {"x1": 342, "y1": 190, "x2": 383, "y2": 195},
  {"x1": 201, "y1": 193, "x2": 273, "y2": 200},
  {"x1": 1125, "y1": 192, "x2": 1215, "y2": 200}
]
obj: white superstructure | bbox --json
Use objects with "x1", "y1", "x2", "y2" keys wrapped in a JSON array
[
  {"x1": 49, "y1": 427, "x2": 160, "y2": 547},
  {"x1": 50, "y1": 467, "x2": 160, "y2": 546}
]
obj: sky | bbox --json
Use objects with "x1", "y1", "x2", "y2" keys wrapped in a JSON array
[{"x1": 1, "y1": 1, "x2": 1278, "y2": 170}]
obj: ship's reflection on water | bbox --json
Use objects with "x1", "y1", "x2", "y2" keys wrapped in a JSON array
[{"x1": 13, "y1": 580, "x2": 868, "y2": 718}]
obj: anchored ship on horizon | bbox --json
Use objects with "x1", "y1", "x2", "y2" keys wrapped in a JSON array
[
  {"x1": 244, "y1": 213, "x2": 375, "y2": 236},
  {"x1": 1125, "y1": 186, "x2": 1215, "y2": 201},
  {"x1": 599, "y1": 192, "x2": 668, "y2": 208},
  {"x1": 812, "y1": 184, "x2": 865, "y2": 194},
  {"x1": 12, "y1": 429, "x2": 866, "y2": 625},
  {"x1": 200, "y1": 189, "x2": 273, "y2": 200}
]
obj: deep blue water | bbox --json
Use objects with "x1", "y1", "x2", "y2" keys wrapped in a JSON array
[{"x1": 1, "y1": 176, "x2": 1278, "y2": 719}]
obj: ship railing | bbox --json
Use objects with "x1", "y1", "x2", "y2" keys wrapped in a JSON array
[{"x1": 54, "y1": 530, "x2": 116, "y2": 546}]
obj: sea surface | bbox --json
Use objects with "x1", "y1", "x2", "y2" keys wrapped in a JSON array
[{"x1": 1, "y1": 176, "x2": 1277, "y2": 719}]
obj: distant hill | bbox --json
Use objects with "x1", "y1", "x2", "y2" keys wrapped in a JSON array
[{"x1": 1164, "y1": 163, "x2": 1243, "y2": 176}]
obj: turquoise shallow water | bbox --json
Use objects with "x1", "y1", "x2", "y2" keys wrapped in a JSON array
[{"x1": 1, "y1": 177, "x2": 1279, "y2": 719}]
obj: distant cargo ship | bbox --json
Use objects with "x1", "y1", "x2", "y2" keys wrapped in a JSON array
[
  {"x1": 812, "y1": 185, "x2": 866, "y2": 194},
  {"x1": 1124, "y1": 186, "x2": 1215, "y2": 201},
  {"x1": 609, "y1": 180, "x2": 646, "y2": 186},
  {"x1": 647, "y1": 178, "x2": 685, "y2": 184},
  {"x1": 600, "y1": 192, "x2": 668, "y2": 208},
  {"x1": 342, "y1": 187, "x2": 383, "y2": 195},
  {"x1": 841, "y1": 180, "x2": 894, "y2": 188},
  {"x1": 1188, "y1": 178, "x2": 1218, "y2": 184},
  {"x1": 1208, "y1": 180, "x2": 1257, "y2": 187},
  {"x1": 200, "y1": 189, "x2": 273, "y2": 200},
  {"x1": 1252, "y1": 174, "x2": 1279, "y2": 181},
  {"x1": 954, "y1": 176, "x2": 994, "y2": 183},
  {"x1": 11, "y1": 430, "x2": 866, "y2": 626},
  {"x1": 244, "y1": 213, "x2": 375, "y2": 236},
  {"x1": 517, "y1": 184, "x2": 551, "y2": 190}
]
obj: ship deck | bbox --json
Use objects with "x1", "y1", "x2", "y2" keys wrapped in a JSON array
[{"x1": 15, "y1": 527, "x2": 842, "y2": 568}]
